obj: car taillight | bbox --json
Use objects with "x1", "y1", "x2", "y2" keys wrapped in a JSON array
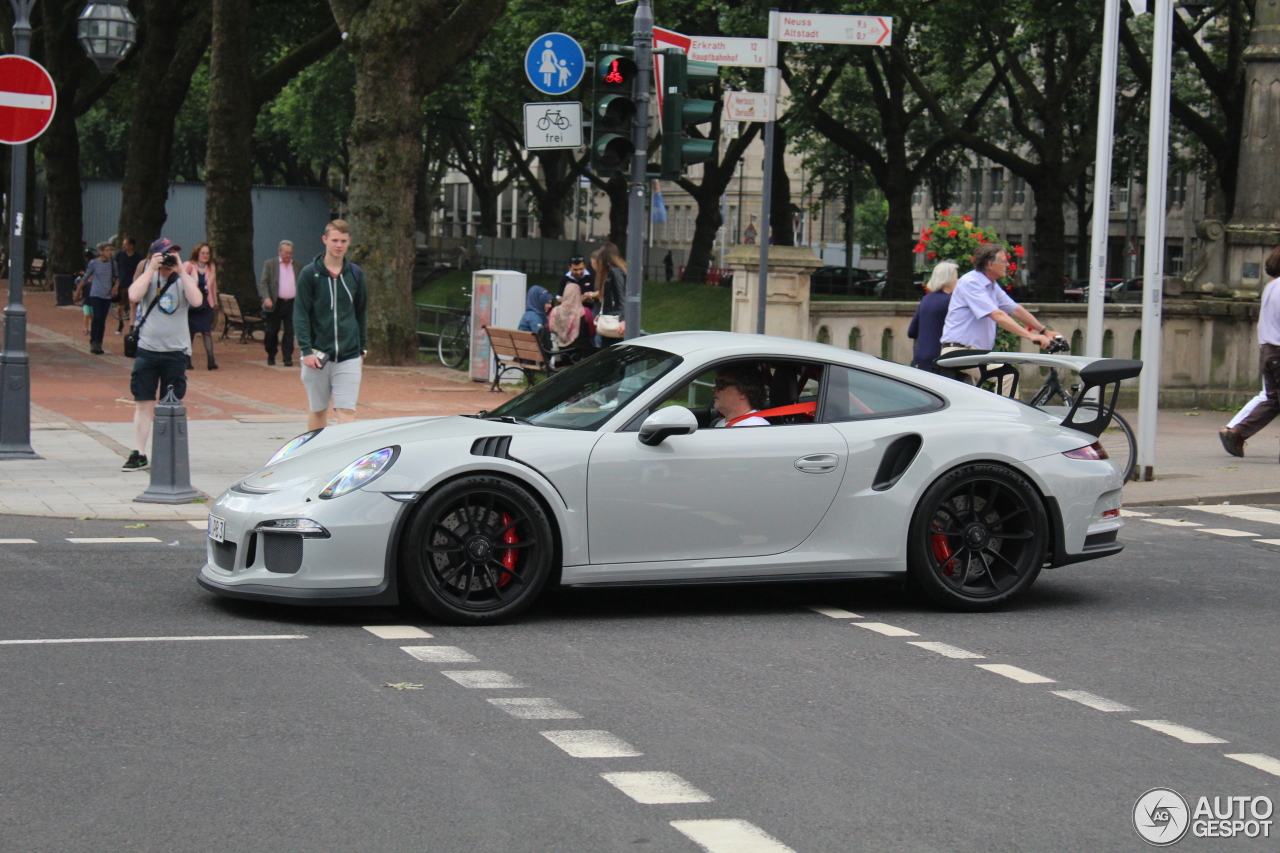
[
  {"x1": 1063, "y1": 442, "x2": 1109, "y2": 460},
  {"x1": 1101, "y1": 508, "x2": 1120, "y2": 519}
]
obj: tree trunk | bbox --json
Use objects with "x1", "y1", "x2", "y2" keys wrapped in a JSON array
[
  {"x1": 204, "y1": 0, "x2": 256, "y2": 306},
  {"x1": 117, "y1": 0, "x2": 212, "y2": 247},
  {"x1": 605, "y1": 174, "x2": 628, "y2": 248},
  {"x1": 769, "y1": 123, "x2": 794, "y2": 246},
  {"x1": 39, "y1": 1, "x2": 89, "y2": 277},
  {"x1": 1030, "y1": 178, "x2": 1068, "y2": 294},
  {"x1": 882, "y1": 182, "x2": 917, "y2": 299}
]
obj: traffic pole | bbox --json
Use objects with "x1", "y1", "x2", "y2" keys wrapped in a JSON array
[
  {"x1": 755, "y1": 9, "x2": 779, "y2": 335},
  {"x1": 623, "y1": 0, "x2": 653, "y2": 340},
  {"x1": 1137, "y1": 0, "x2": 1173, "y2": 481},
  {"x1": 1085, "y1": 0, "x2": 1121, "y2": 359},
  {"x1": 0, "y1": 0, "x2": 40, "y2": 459}
]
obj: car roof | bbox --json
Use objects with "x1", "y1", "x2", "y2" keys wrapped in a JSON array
[{"x1": 627, "y1": 330, "x2": 896, "y2": 367}]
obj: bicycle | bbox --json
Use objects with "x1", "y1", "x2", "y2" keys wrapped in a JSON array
[
  {"x1": 1026, "y1": 336, "x2": 1138, "y2": 482},
  {"x1": 536, "y1": 110, "x2": 571, "y2": 131},
  {"x1": 437, "y1": 288, "x2": 471, "y2": 369}
]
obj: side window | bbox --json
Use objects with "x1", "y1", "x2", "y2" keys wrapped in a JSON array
[
  {"x1": 823, "y1": 365, "x2": 943, "y2": 421},
  {"x1": 644, "y1": 360, "x2": 825, "y2": 427}
]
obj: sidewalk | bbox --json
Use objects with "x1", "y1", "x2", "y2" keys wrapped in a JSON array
[{"x1": 0, "y1": 290, "x2": 1273, "y2": 518}]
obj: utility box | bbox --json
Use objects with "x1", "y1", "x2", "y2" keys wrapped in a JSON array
[
  {"x1": 469, "y1": 270, "x2": 527, "y2": 384},
  {"x1": 54, "y1": 274, "x2": 75, "y2": 306}
]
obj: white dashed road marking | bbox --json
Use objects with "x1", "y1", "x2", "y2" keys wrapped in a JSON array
[
  {"x1": 65, "y1": 537, "x2": 163, "y2": 544},
  {"x1": 1143, "y1": 519, "x2": 1201, "y2": 527},
  {"x1": 364, "y1": 625, "x2": 432, "y2": 639},
  {"x1": 855, "y1": 622, "x2": 919, "y2": 637},
  {"x1": 670, "y1": 819, "x2": 798, "y2": 853},
  {"x1": 440, "y1": 670, "x2": 525, "y2": 689},
  {"x1": 1182, "y1": 505, "x2": 1280, "y2": 526},
  {"x1": 0, "y1": 634, "x2": 306, "y2": 645},
  {"x1": 1198, "y1": 528, "x2": 1258, "y2": 537},
  {"x1": 540, "y1": 730, "x2": 642, "y2": 758},
  {"x1": 806, "y1": 605, "x2": 862, "y2": 618},
  {"x1": 1255, "y1": 539, "x2": 1280, "y2": 546},
  {"x1": 907, "y1": 641, "x2": 984, "y2": 659},
  {"x1": 1051, "y1": 690, "x2": 1135, "y2": 712},
  {"x1": 1118, "y1": 509, "x2": 1150, "y2": 517},
  {"x1": 1225, "y1": 753, "x2": 1280, "y2": 778},
  {"x1": 600, "y1": 771, "x2": 713, "y2": 804},
  {"x1": 401, "y1": 645, "x2": 478, "y2": 663},
  {"x1": 487, "y1": 698, "x2": 582, "y2": 719},
  {"x1": 0, "y1": 538, "x2": 36, "y2": 544},
  {"x1": 976, "y1": 663, "x2": 1055, "y2": 684},
  {"x1": 187, "y1": 520, "x2": 207, "y2": 529},
  {"x1": 1132, "y1": 720, "x2": 1228, "y2": 744}
]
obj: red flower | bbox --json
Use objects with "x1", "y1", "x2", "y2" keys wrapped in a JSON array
[
  {"x1": 939, "y1": 220, "x2": 950, "y2": 227},
  {"x1": 941, "y1": 209, "x2": 951, "y2": 216},
  {"x1": 961, "y1": 214, "x2": 972, "y2": 222},
  {"x1": 913, "y1": 242, "x2": 925, "y2": 254},
  {"x1": 927, "y1": 251, "x2": 936, "y2": 259},
  {"x1": 948, "y1": 229, "x2": 958, "y2": 238},
  {"x1": 977, "y1": 234, "x2": 986, "y2": 243},
  {"x1": 1014, "y1": 245, "x2": 1025, "y2": 257},
  {"x1": 1008, "y1": 262, "x2": 1018, "y2": 272}
]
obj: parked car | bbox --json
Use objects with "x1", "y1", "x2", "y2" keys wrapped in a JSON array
[
  {"x1": 1063, "y1": 278, "x2": 1130, "y2": 304},
  {"x1": 810, "y1": 266, "x2": 883, "y2": 297}
]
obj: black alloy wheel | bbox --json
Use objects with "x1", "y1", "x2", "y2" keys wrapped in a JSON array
[
  {"x1": 402, "y1": 475, "x2": 555, "y2": 625},
  {"x1": 907, "y1": 464, "x2": 1049, "y2": 611}
]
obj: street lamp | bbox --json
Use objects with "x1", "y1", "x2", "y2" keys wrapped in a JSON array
[{"x1": 76, "y1": 3, "x2": 137, "y2": 73}]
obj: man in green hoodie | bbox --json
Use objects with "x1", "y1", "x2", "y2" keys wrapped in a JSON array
[{"x1": 294, "y1": 219, "x2": 368, "y2": 431}]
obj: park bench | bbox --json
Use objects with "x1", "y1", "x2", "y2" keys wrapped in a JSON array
[
  {"x1": 218, "y1": 293, "x2": 265, "y2": 343},
  {"x1": 24, "y1": 257, "x2": 46, "y2": 289},
  {"x1": 483, "y1": 326, "x2": 559, "y2": 392}
]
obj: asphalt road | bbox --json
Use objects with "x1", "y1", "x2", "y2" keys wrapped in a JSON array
[{"x1": 1, "y1": 508, "x2": 1278, "y2": 852}]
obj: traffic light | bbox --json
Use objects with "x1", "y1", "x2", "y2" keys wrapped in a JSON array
[
  {"x1": 660, "y1": 49, "x2": 719, "y2": 179},
  {"x1": 590, "y1": 45, "x2": 637, "y2": 178}
]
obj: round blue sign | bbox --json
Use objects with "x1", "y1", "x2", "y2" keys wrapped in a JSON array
[{"x1": 524, "y1": 32, "x2": 585, "y2": 96}]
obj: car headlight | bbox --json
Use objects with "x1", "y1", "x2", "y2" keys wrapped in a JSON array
[
  {"x1": 319, "y1": 446, "x2": 399, "y2": 499},
  {"x1": 267, "y1": 429, "x2": 323, "y2": 466}
]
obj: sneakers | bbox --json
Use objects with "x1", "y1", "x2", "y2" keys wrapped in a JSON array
[
  {"x1": 283, "y1": 358, "x2": 292, "y2": 367},
  {"x1": 268, "y1": 356, "x2": 276, "y2": 366},
  {"x1": 1219, "y1": 426, "x2": 1245, "y2": 458},
  {"x1": 121, "y1": 451, "x2": 149, "y2": 471}
]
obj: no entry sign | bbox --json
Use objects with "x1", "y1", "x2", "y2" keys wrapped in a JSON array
[{"x1": 0, "y1": 56, "x2": 55, "y2": 145}]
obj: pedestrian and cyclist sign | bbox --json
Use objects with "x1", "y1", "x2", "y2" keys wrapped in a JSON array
[
  {"x1": 523, "y1": 102, "x2": 583, "y2": 150},
  {"x1": 0, "y1": 55, "x2": 55, "y2": 145},
  {"x1": 524, "y1": 33, "x2": 586, "y2": 96}
]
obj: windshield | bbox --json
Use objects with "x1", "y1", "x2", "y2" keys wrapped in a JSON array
[{"x1": 485, "y1": 345, "x2": 682, "y2": 430}]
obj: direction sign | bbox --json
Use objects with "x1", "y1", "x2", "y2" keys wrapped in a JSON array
[
  {"x1": 0, "y1": 56, "x2": 56, "y2": 145},
  {"x1": 653, "y1": 27, "x2": 771, "y2": 68},
  {"x1": 524, "y1": 101, "x2": 583, "y2": 150},
  {"x1": 524, "y1": 33, "x2": 586, "y2": 96},
  {"x1": 776, "y1": 13, "x2": 892, "y2": 46},
  {"x1": 723, "y1": 91, "x2": 773, "y2": 122}
]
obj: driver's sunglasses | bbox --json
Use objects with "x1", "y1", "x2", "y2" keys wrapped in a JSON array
[
  {"x1": 569, "y1": 256, "x2": 585, "y2": 264},
  {"x1": 712, "y1": 379, "x2": 738, "y2": 390}
]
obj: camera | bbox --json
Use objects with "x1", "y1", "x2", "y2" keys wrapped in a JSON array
[{"x1": 160, "y1": 252, "x2": 178, "y2": 266}]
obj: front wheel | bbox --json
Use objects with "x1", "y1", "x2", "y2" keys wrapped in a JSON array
[
  {"x1": 907, "y1": 464, "x2": 1049, "y2": 611},
  {"x1": 401, "y1": 475, "x2": 555, "y2": 625},
  {"x1": 437, "y1": 316, "x2": 468, "y2": 369}
]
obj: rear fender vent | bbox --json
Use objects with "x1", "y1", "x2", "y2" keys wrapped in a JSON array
[
  {"x1": 872, "y1": 434, "x2": 923, "y2": 491},
  {"x1": 471, "y1": 436, "x2": 512, "y2": 459}
]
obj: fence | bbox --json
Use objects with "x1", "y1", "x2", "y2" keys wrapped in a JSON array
[{"x1": 415, "y1": 302, "x2": 463, "y2": 356}]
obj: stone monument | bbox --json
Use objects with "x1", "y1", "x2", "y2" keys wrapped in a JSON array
[{"x1": 724, "y1": 245, "x2": 824, "y2": 339}]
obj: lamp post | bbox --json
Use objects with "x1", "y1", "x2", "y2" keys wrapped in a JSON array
[{"x1": 0, "y1": 1, "x2": 134, "y2": 459}]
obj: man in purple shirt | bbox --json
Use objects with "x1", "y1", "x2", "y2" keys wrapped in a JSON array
[
  {"x1": 258, "y1": 240, "x2": 303, "y2": 366},
  {"x1": 939, "y1": 243, "x2": 1055, "y2": 393}
]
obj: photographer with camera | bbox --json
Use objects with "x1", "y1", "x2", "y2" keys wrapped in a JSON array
[{"x1": 121, "y1": 238, "x2": 203, "y2": 472}]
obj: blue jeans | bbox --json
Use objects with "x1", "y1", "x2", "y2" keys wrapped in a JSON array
[{"x1": 88, "y1": 295, "x2": 112, "y2": 345}]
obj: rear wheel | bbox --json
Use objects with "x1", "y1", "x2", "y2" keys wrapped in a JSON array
[
  {"x1": 437, "y1": 316, "x2": 468, "y2": 369},
  {"x1": 1078, "y1": 404, "x2": 1136, "y2": 482},
  {"x1": 401, "y1": 475, "x2": 555, "y2": 625},
  {"x1": 907, "y1": 464, "x2": 1048, "y2": 611}
]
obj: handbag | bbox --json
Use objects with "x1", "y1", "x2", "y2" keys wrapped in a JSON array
[
  {"x1": 123, "y1": 275, "x2": 178, "y2": 359},
  {"x1": 596, "y1": 313, "x2": 624, "y2": 338}
]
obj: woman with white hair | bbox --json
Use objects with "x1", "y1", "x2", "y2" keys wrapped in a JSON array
[{"x1": 907, "y1": 261, "x2": 959, "y2": 373}]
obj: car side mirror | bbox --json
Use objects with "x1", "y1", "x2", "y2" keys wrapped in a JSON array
[{"x1": 638, "y1": 406, "x2": 698, "y2": 446}]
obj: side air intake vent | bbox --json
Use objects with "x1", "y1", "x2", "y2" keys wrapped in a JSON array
[
  {"x1": 872, "y1": 434, "x2": 922, "y2": 491},
  {"x1": 471, "y1": 436, "x2": 512, "y2": 458}
]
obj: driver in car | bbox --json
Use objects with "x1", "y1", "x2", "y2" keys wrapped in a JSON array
[{"x1": 712, "y1": 365, "x2": 770, "y2": 427}]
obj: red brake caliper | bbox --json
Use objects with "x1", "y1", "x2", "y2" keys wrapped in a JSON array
[
  {"x1": 931, "y1": 524, "x2": 957, "y2": 576},
  {"x1": 498, "y1": 512, "x2": 518, "y2": 586}
]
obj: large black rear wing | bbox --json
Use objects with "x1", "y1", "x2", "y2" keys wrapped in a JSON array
[{"x1": 934, "y1": 351, "x2": 1143, "y2": 438}]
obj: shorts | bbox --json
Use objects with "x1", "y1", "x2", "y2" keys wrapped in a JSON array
[
  {"x1": 301, "y1": 356, "x2": 362, "y2": 412},
  {"x1": 131, "y1": 348, "x2": 188, "y2": 402},
  {"x1": 83, "y1": 304, "x2": 92, "y2": 316}
]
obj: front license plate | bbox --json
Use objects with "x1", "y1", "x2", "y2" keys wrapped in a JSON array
[{"x1": 207, "y1": 514, "x2": 226, "y2": 543}]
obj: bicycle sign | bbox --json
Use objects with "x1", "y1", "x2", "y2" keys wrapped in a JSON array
[{"x1": 523, "y1": 101, "x2": 582, "y2": 150}]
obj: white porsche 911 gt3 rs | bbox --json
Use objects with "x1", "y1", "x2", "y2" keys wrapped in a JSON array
[{"x1": 198, "y1": 331, "x2": 1140, "y2": 624}]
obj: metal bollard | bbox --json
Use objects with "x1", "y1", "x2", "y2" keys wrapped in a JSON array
[{"x1": 135, "y1": 384, "x2": 202, "y2": 504}]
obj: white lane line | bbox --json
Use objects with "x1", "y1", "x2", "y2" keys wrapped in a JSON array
[
  {"x1": 65, "y1": 537, "x2": 162, "y2": 543},
  {"x1": 487, "y1": 698, "x2": 582, "y2": 719},
  {"x1": 1119, "y1": 509, "x2": 1150, "y2": 517},
  {"x1": 1199, "y1": 528, "x2": 1259, "y2": 537},
  {"x1": 1181, "y1": 505, "x2": 1280, "y2": 526},
  {"x1": 1132, "y1": 720, "x2": 1228, "y2": 744},
  {"x1": 187, "y1": 520, "x2": 207, "y2": 529},
  {"x1": 1254, "y1": 539, "x2": 1280, "y2": 546},
  {"x1": 364, "y1": 625, "x2": 432, "y2": 639},
  {"x1": 976, "y1": 663, "x2": 1056, "y2": 684},
  {"x1": 855, "y1": 622, "x2": 919, "y2": 637},
  {"x1": 401, "y1": 645, "x2": 477, "y2": 663},
  {"x1": 0, "y1": 538, "x2": 37, "y2": 544},
  {"x1": 540, "y1": 730, "x2": 642, "y2": 758},
  {"x1": 907, "y1": 641, "x2": 985, "y2": 659},
  {"x1": 670, "y1": 819, "x2": 797, "y2": 853},
  {"x1": 806, "y1": 605, "x2": 862, "y2": 618},
  {"x1": 601, "y1": 771, "x2": 713, "y2": 804},
  {"x1": 1051, "y1": 690, "x2": 1135, "y2": 712},
  {"x1": 1225, "y1": 753, "x2": 1280, "y2": 778},
  {"x1": 440, "y1": 670, "x2": 525, "y2": 689},
  {"x1": 0, "y1": 634, "x2": 306, "y2": 645},
  {"x1": 1143, "y1": 519, "x2": 1202, "y2": 527}
]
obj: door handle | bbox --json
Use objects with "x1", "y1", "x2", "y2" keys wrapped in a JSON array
[{"x1": 795, "y1": 453, "x2": 839, "y2": 473}]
